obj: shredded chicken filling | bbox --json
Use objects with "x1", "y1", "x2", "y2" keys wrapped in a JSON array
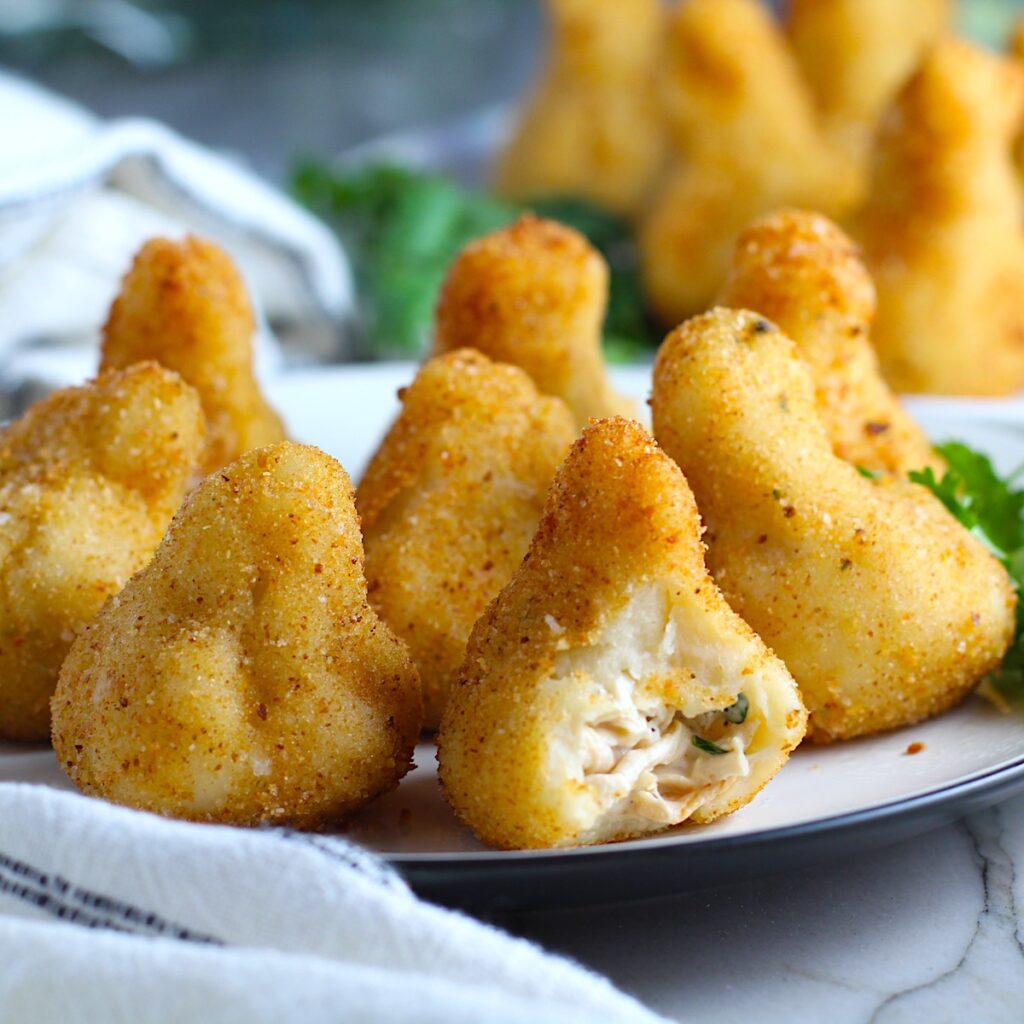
[
  {"x1": 581, "y1": 677, "x2": 756, "y2": 836},
  {"x1": 546, "y1": 583, "x2": 766, "y2": 843}
]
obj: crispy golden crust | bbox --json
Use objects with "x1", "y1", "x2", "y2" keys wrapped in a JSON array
[
  {"x1": 0, "y1": 363, "x2": 204, "y2": 741},
  {"x1": 652, "y1": 308, "x2": 1016, "y2": 742},
  {"x1": 639, "y1": 0, "x2": 857, "y2": 324},
  {"x1": 357, "y1": 349, "x2": 576, "y2": 728},
  {"x1": 853, "y1": 39, "x2": 1024, "y2": 395},
  {"x1": 433, "y1": 214, "x2": 633, "y2": 427},
  {"x1": 786, "y1": 0, "x2": 949, "y2": 181},
  {"x1": 52, "y1": 442, "x2": 422, "y2": 827},
  {"x1": 1012, "y1": 18, "x2": 1024, "y2": 180},
  {"x1": 438, "y1": 417, "x2": 806, "y2": 850},
  {"x1": 101, "y1": 236, "x2": 287, "y2": 472},
  {"x1": 1012, "y1": 18, "x2": 1024, "y2": 64},
  {"x1": 494, "y1": 0, "x2": 666, "y2": 215},
  {"x1": 718, "y1": 209, "x2": 939, "y2": 475}
]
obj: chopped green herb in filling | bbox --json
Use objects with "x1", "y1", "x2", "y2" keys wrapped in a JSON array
[
  {"x1": 692, "y1": 734, "x2": 728, "y2": 756},
  {"x1": 724, "y1": 692, "x2": 749, "y2": 724}
]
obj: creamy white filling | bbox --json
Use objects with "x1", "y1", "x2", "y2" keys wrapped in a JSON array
[
  {"x1": 579, "y1": 680, "x2": 755, "y2": 841},
  {"x1": 546, "y1": 584, "x2": 762, "y2": 845}
]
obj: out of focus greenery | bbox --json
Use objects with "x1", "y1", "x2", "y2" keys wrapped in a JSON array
[{"x1": 293, "y1": 161, "x2": 656, "y2": 360}]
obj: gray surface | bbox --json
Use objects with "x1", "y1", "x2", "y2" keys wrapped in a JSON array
[
  {"x1": 0, "y1": 0, "x2": 542, "y2": 183},
  {"x1": 510, "y1": 799, "x2": 1024, "y2": 1023}
]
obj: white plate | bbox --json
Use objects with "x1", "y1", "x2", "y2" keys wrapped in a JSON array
[{"x1": 3, "y1": 364, "x2": 1024, "y2": 910}]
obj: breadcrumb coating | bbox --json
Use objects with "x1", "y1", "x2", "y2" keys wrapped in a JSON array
[
  {"x1": 639, "y1": 0, "x2": 857, "y2": 325},
  {"x1": 1011, "y1": 18, "x2": 1024, "y2": 182},
  {"x1": 494, "y1": 0, "x2": 666, "y2": 215},
  {"x1": 652, "y1": 308, "x2": 1016, "y2": 742},
  {"x1": 101, "y1": 235, "x2": 287, "y2": 472},
  {"x1": 786, "y1": 0, "x2": 949, "y2": 192},
  {"x1": 1013, "y1": 17, "x2": 1024, "y2": 64},
  {"x1": 718, "y1": 209, "x2": 939, "y2": 475},
  {"x1": 0, "y1": 363, "x2": 205, "y2": 741},
  {"x1": 358, "y1": 349, "x2": 576, "y2": 729},
  {"x1": 853, "y1": 39, "x2": 1024, "y2": 395},
  {"x1": 439, "y1": 417, "x2": 806, "y2": 850},
  {"x1": 433, "y1": 214, "x2": 633, "y2": 428},
  {"x1": 52, "y1": 442, "x2": 422, "y2": 827}
]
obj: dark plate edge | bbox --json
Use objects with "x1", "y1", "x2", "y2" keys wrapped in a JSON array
[
  {"x1": 388, "y1": 753, "x2": 1024, "y2": 867},
  {"x1": 390, "y1": 757, "x2": 1024, "y2": 910}
]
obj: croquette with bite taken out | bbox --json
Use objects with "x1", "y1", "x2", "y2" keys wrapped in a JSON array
[{"x1": 439, "y1": 417, "x2": 806, "y2": 850}]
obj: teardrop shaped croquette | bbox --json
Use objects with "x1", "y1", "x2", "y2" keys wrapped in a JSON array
[
  {"x1": 439, "y1": 417, "x2": 806, "y2": 849},
  {"x1": 53, "y1": 442, "x2": 422, "y2": 827}
]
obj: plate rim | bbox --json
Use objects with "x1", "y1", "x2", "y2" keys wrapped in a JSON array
[{"x1": 383, "y1": 749, "x2": 1024, "y2": 867}]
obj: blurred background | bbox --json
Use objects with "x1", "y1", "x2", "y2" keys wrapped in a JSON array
[
  {"x1": 2, "y1": 0, "x2": 1024, "y2": 380},
  {"x1": 0, "y1": 0, "x2": 1017, "y2": 186},
  {"x1": 0, "y1": 0, "x2": 544, "y2": 183}
]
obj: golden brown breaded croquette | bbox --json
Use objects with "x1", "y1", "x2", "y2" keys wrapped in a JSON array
[
  {"x1": 652, "y1": 308, "x2": 1016, "y2": 743},
  {"x1": 1007, "y1": 18, "x2": 1024, "y2": 193},
  {"x1": 853, "y1": 39, "x2": 1024, "y2": 396},
  {"x1": 786, "y1": 0, "x2": 949, "y2": 193},
  {"x1": 433, "y1": 214, "x2": 633, "y2": 427},
  {"x1": 358, "y1": 349, "x2": 576, "y2": 729},
  {"x1": 52, "y1": 442, "x2": 422, "y2": 828},
  {"x1": 101, "y1": 236, "x2": 286, "y2": 473},
  {"x1": 494, "y1": 0, "x2": 666, "y2": 216},
  {"x1": 639, "y1": 0, "x2": 857, "y2": 325},
  {"x1": 0, "y1": 363, "x2": 205, "y2": 742},
  {"x1": 718, "y1": 209, "x2": 939, "y2": 475},
  {"x1": 438, "y1": 417, "x2": 806, "y2": 850},
  {"x1": 1013, "y1": 16, "x2": 1024, "y2": 63}
]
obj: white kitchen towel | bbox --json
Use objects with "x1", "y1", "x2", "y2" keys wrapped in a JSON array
[
  {"x1": 0, "y1": 68, "x2": 353, "y2": 366},
  {"x1": 0, "y1": 783, "x2": 667, "y2": 1024}
]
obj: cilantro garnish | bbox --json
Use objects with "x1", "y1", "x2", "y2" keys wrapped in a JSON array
[{"x1": 910, "y1": 442, "x2": 1024, "y2": 710}]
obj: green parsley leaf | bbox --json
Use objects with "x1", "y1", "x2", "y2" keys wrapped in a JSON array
[
  {"x1": 909, "y1": 443, "x2": 1024, "y2": 710},
  {"x1": 692, "y1": 734, "x2": 728, "y2": 756},
  {"x1": 723, "y1": 693, "x2": 749, "y2": 724},
  {"x1": 856, "y1": 465, "x2": 881, "y2": 480}
]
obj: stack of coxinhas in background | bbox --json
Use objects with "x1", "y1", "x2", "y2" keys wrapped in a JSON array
[
  {"x1": 3, "y1": 201, "x2": 1008, "y2": 853},
  {"x1": 498, "y1": 0, "x2": 1024, "y2": 398}
]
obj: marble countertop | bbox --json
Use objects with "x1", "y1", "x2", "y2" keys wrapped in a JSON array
[{"x1": 507, "y1": 795, "x2": 1024, "y2": 1023}]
